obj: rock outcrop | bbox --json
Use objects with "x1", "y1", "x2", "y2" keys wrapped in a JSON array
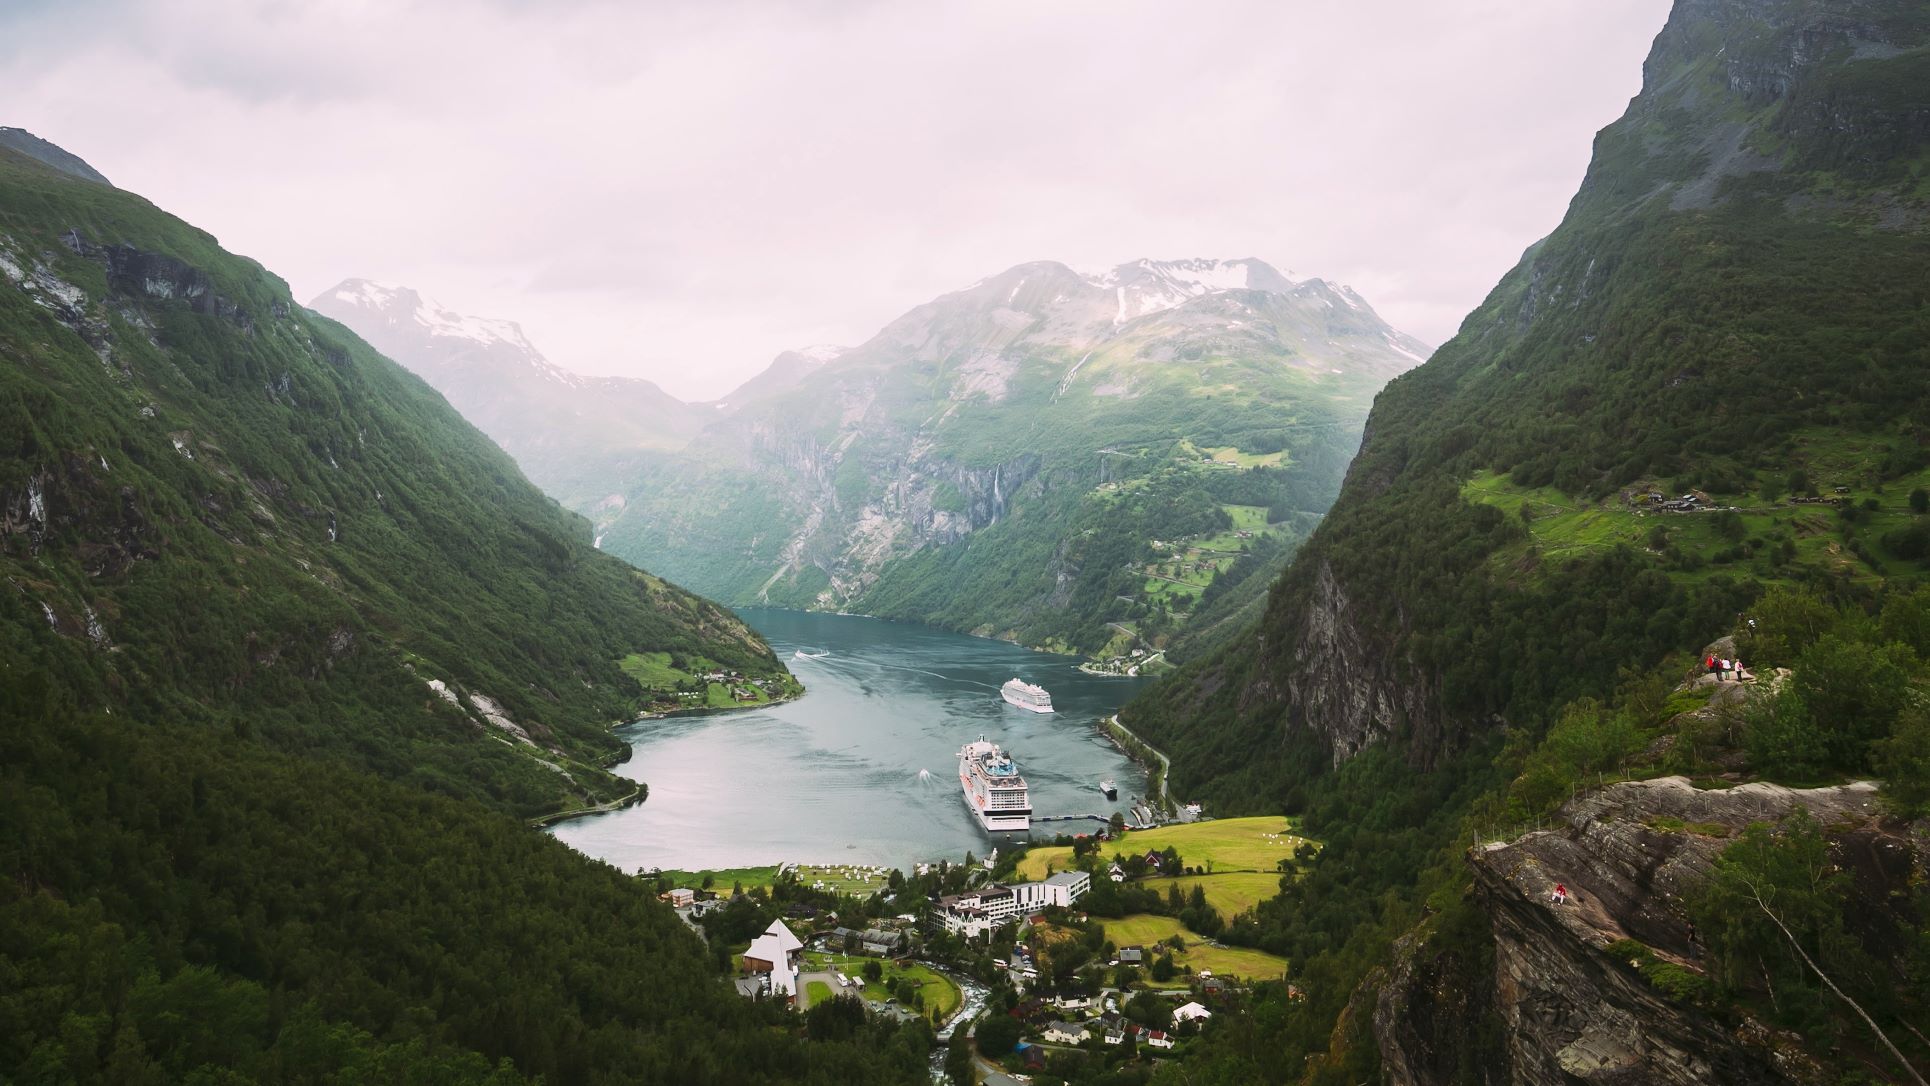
[{"x1": 1377, "y1": 776, "x2": 1923, "y2": 1085}]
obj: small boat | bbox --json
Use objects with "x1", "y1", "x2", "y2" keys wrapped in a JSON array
[
  {"x1": 1099, "y1": 779, "x2": 1118, "y2": 801},
  {"x1": 793, "y1": 649, "x2": 830, "y2": 660}
]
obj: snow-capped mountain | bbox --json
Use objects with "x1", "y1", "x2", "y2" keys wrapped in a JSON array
[
  {"x1": 320, "y1": 280, "x2": 584, "y2": 386},
  {"x1": 584, "y1": 256, "x2": 1434, "y2": 649},
  {"x1": 1085, "y1": 257, "x2": 1299, "y2": 323},
  {"x1": 310, "y1": 279, "x2": 697, "y2": 498}
]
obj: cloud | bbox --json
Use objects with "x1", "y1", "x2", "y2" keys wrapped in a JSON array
[{"x1": 3, "y1": 0, "x2": 1671, "y2": 398}]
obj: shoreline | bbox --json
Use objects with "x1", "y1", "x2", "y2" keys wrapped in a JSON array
[
  {"x1": 537, "y1": 687, "x2": 806, "y2": 831},
  {"x1": 735, "y1": 603, "x2": 1097, "y2": 663},
  {"x1": 1100, "y1": 713, "x2": 1174, "y2": 814},
  {"x1": 629, "y1": 684, "x2": 804, "y2": 723}
]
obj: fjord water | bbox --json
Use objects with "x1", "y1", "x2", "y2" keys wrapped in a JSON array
[{"x1": 550, "y1": 609, "x2": 1152, "y2": 872}]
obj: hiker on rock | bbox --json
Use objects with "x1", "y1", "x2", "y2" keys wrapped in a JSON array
[{"x1": 1551, "y1": 883, "x2": 1569, "y2": 906}]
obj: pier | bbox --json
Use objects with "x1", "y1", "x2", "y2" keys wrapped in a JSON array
[{"x1": 1031, "y1": 809, "x2": 1158, "y2": 830}]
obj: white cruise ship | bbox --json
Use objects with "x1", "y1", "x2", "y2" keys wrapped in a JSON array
[
  {"x1": 1000, "y1": 677, "x2": 1054, "y2": 713},
  {"x1": 959, "y1": 736, "x2": 1031, "y2": 833}
]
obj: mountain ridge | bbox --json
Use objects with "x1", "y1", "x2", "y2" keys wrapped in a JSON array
[
  {"x1": 0, "y1": 143, "x2": 791, "y2": 819},
  {"x1": 1113, "y1": 0, "x2": 1930, "y2": 1078},
  {"x1": 0, "y1": 130, "x2": 928, "y2": 1084},
  {"x1": 320, "y1": 255, "x2": 1432, "y2": 659}
]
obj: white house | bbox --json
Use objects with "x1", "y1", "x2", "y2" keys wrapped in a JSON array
[
  {"x1": 1053, "y1": 991, "x2": 1092, "y2": 1012},
  {"x1": 740, "y1": 919, "x2": 804, "y2": 1001},
  {"x1": 1173, "y1": 1001, "x2": 1212, "y2": 1026},
  {"x1": 1043, "y1": 1021, "x2": 1088, "y2": 1045}
]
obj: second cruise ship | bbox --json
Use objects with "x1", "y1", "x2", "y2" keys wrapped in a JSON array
[{"x1": 1000, "y1": 677, "x2": 1054, "y2": 713}]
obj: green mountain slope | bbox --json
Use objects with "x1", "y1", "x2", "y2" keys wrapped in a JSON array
[
  {"x1": 579, "y1": 259, "x2": 1429, "y2": 658},
  {"x1": 0, "y1": 144, "x2": 791, "y2": 820},
  {"x1": 0, "y1": 138, "x2": 917, "y2": 1083},
  {"x1": 1112, "y1": 0, "x2": 1930, "y2": 1078},
  {"x1": 1131, "y1": 0, "x2": 1930, "y2": 807}
]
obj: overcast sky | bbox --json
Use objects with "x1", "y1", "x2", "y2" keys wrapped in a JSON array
[{"x1": 5, "y1": 0, "x2": 1672, "y2": 400}]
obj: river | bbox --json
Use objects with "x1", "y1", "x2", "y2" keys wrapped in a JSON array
[{"x1": 549, "y1": 609, "x2": 1153, "y2": 872}]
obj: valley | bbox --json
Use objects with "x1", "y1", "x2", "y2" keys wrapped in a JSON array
[
  {"x1": 5, "y1": 0, "x2": 1930, "y2": 1084},
  {"x1": 318, "y1": 258, "x2": 1429, "y2": 666}
]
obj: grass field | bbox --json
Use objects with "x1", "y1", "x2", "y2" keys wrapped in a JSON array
[
  {"x1": 653, "y1": 865, "x2": 781, "y2": 892},
  {"x1": 805, "y1": 980, "x2": 835, "y2": 1007},
  {"x1": 862, "y1": 959, "x2": 960, "y2": 1019},
  {"x1": 1083, "y1": 914, "x2": 1291, "y2": 984},
  {"x1": 618, "y1": 650, "x2": 710, "y2": 688},
  {"x1": 620, "y1": 652, "x2": 784, "y2": 708},
  {"x1": 651, "y1": 862, "x2": 888, "y2": 896},
  {"x1": 793, "y1": 863, "x2": 892, "y2": 895},
  {"x1": 1460, "y1": 448, "x2": 1930, "y2": 588},
  {"x1": 1016, "y1": 816, "x2": 1309, "y2": 882},
  {"x1": 1142, "y1": 872, "x2": 1286, "y2": 921},
  {"x1": 1203, "y1": 447, "x2": 1288, "y2": 469}
]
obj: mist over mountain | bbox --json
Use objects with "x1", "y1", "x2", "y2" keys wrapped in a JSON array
[
  {"x1": 593, "y1": 256, "x2": 1430, "y2": 659},
  {"x1": 7, "y1": 0, "x2": 1930, "y2": 1080},
  {"x1": 322, "y1": 255, "x2": 1431, "y2": 658},
  {"x1": 310, "y1": 278, "x2": 699, "y2": 496}
]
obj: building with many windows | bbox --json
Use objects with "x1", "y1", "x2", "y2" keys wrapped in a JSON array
[{"x1": 935, "y1": 870, "x2": 1092, "y2": 937}]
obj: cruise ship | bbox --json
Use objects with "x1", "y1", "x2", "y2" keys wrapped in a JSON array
[
  {"x1": 959, "y1": 736, "x2": 1031, "y2": 833},
  {"x1": 1000, "y1": 678, "x2": 1054, "y2": 713}
]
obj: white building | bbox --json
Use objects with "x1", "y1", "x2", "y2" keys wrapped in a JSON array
[
  {"x1": 1043, "y1": 1021, "x2": 1088, "y2": 1045},
  {"x1": 1173, "y1": 1001, "x2": 1212, "y2": 1026},
  {"x1": 935, "y1": 870, "x2": 1092, "y2": 936},
  {"x1": 741, "y1": 919, "x2": 804, "y2": 1001}
]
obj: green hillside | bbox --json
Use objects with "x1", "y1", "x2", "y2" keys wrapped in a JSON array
[
  {"x1": 0, "y1": 145, "x2": 789, "y2": 820},
  {"x1": 1117, "y1": 0, "x2": 1930, "y2": 1078},
  {"x1": 0, "y1": 143, "x2": 919, "y2": 1082}
]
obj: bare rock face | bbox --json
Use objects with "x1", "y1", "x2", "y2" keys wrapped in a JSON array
[
  {"x1": 1279, "y1": 558, "x2": 1442, "y2": 765},
  {"x1": 1443, "y1": 776, "x2": 1905, "y2": 1085}
]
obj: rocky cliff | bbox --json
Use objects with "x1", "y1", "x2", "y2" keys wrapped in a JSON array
[{"x1": 1375, "y1": 774, "x2": 1924, "y2": 1085}]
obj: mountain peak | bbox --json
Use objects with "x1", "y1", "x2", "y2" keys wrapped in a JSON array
[
  {"x1": 791, "y1": 344, "x2": 849, "y2": 364},
  {"x1": 317, "y1": 278, "x2": 556, "y2": 375},
  {"x1": 1076, "y1": 257, "x2": 1304, "y2": 323},
  {"x1": 0, "y1": 127, "x2": 112, "y2": 186}
]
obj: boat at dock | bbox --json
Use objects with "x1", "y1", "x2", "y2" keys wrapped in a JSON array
[
  {"x1": 1000, "y1": 678, "x2": 1053, "y2": 713},
  {"x1": 1099, "y1": 779, "x2": 1117, "y2": 801},
  {"x1": 958, "y1": 735, "x2": 1031, "y2": 833}
]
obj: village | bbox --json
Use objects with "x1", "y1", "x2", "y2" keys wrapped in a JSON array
[{"x1": 647, "y1": 815, "x2": 1312, "y2": 1080}]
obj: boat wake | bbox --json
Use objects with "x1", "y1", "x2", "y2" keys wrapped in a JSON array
[{"x1": 792, "y1": 650, "x2": 831, "y2": 660}]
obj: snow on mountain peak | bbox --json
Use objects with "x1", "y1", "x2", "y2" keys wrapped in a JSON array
[
  {"x1": 331, "y1": 279, "x2": 409, "y2": 310},
  {"x1": 1075, "y1": 258, "x2": 1302, "y2": 324},
  {"x1": 794, "y1": 344, "x2": 849, "y2": 364},
  {"x1": 320, "y1": 278, "x2": 581, "y2": 388}
]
